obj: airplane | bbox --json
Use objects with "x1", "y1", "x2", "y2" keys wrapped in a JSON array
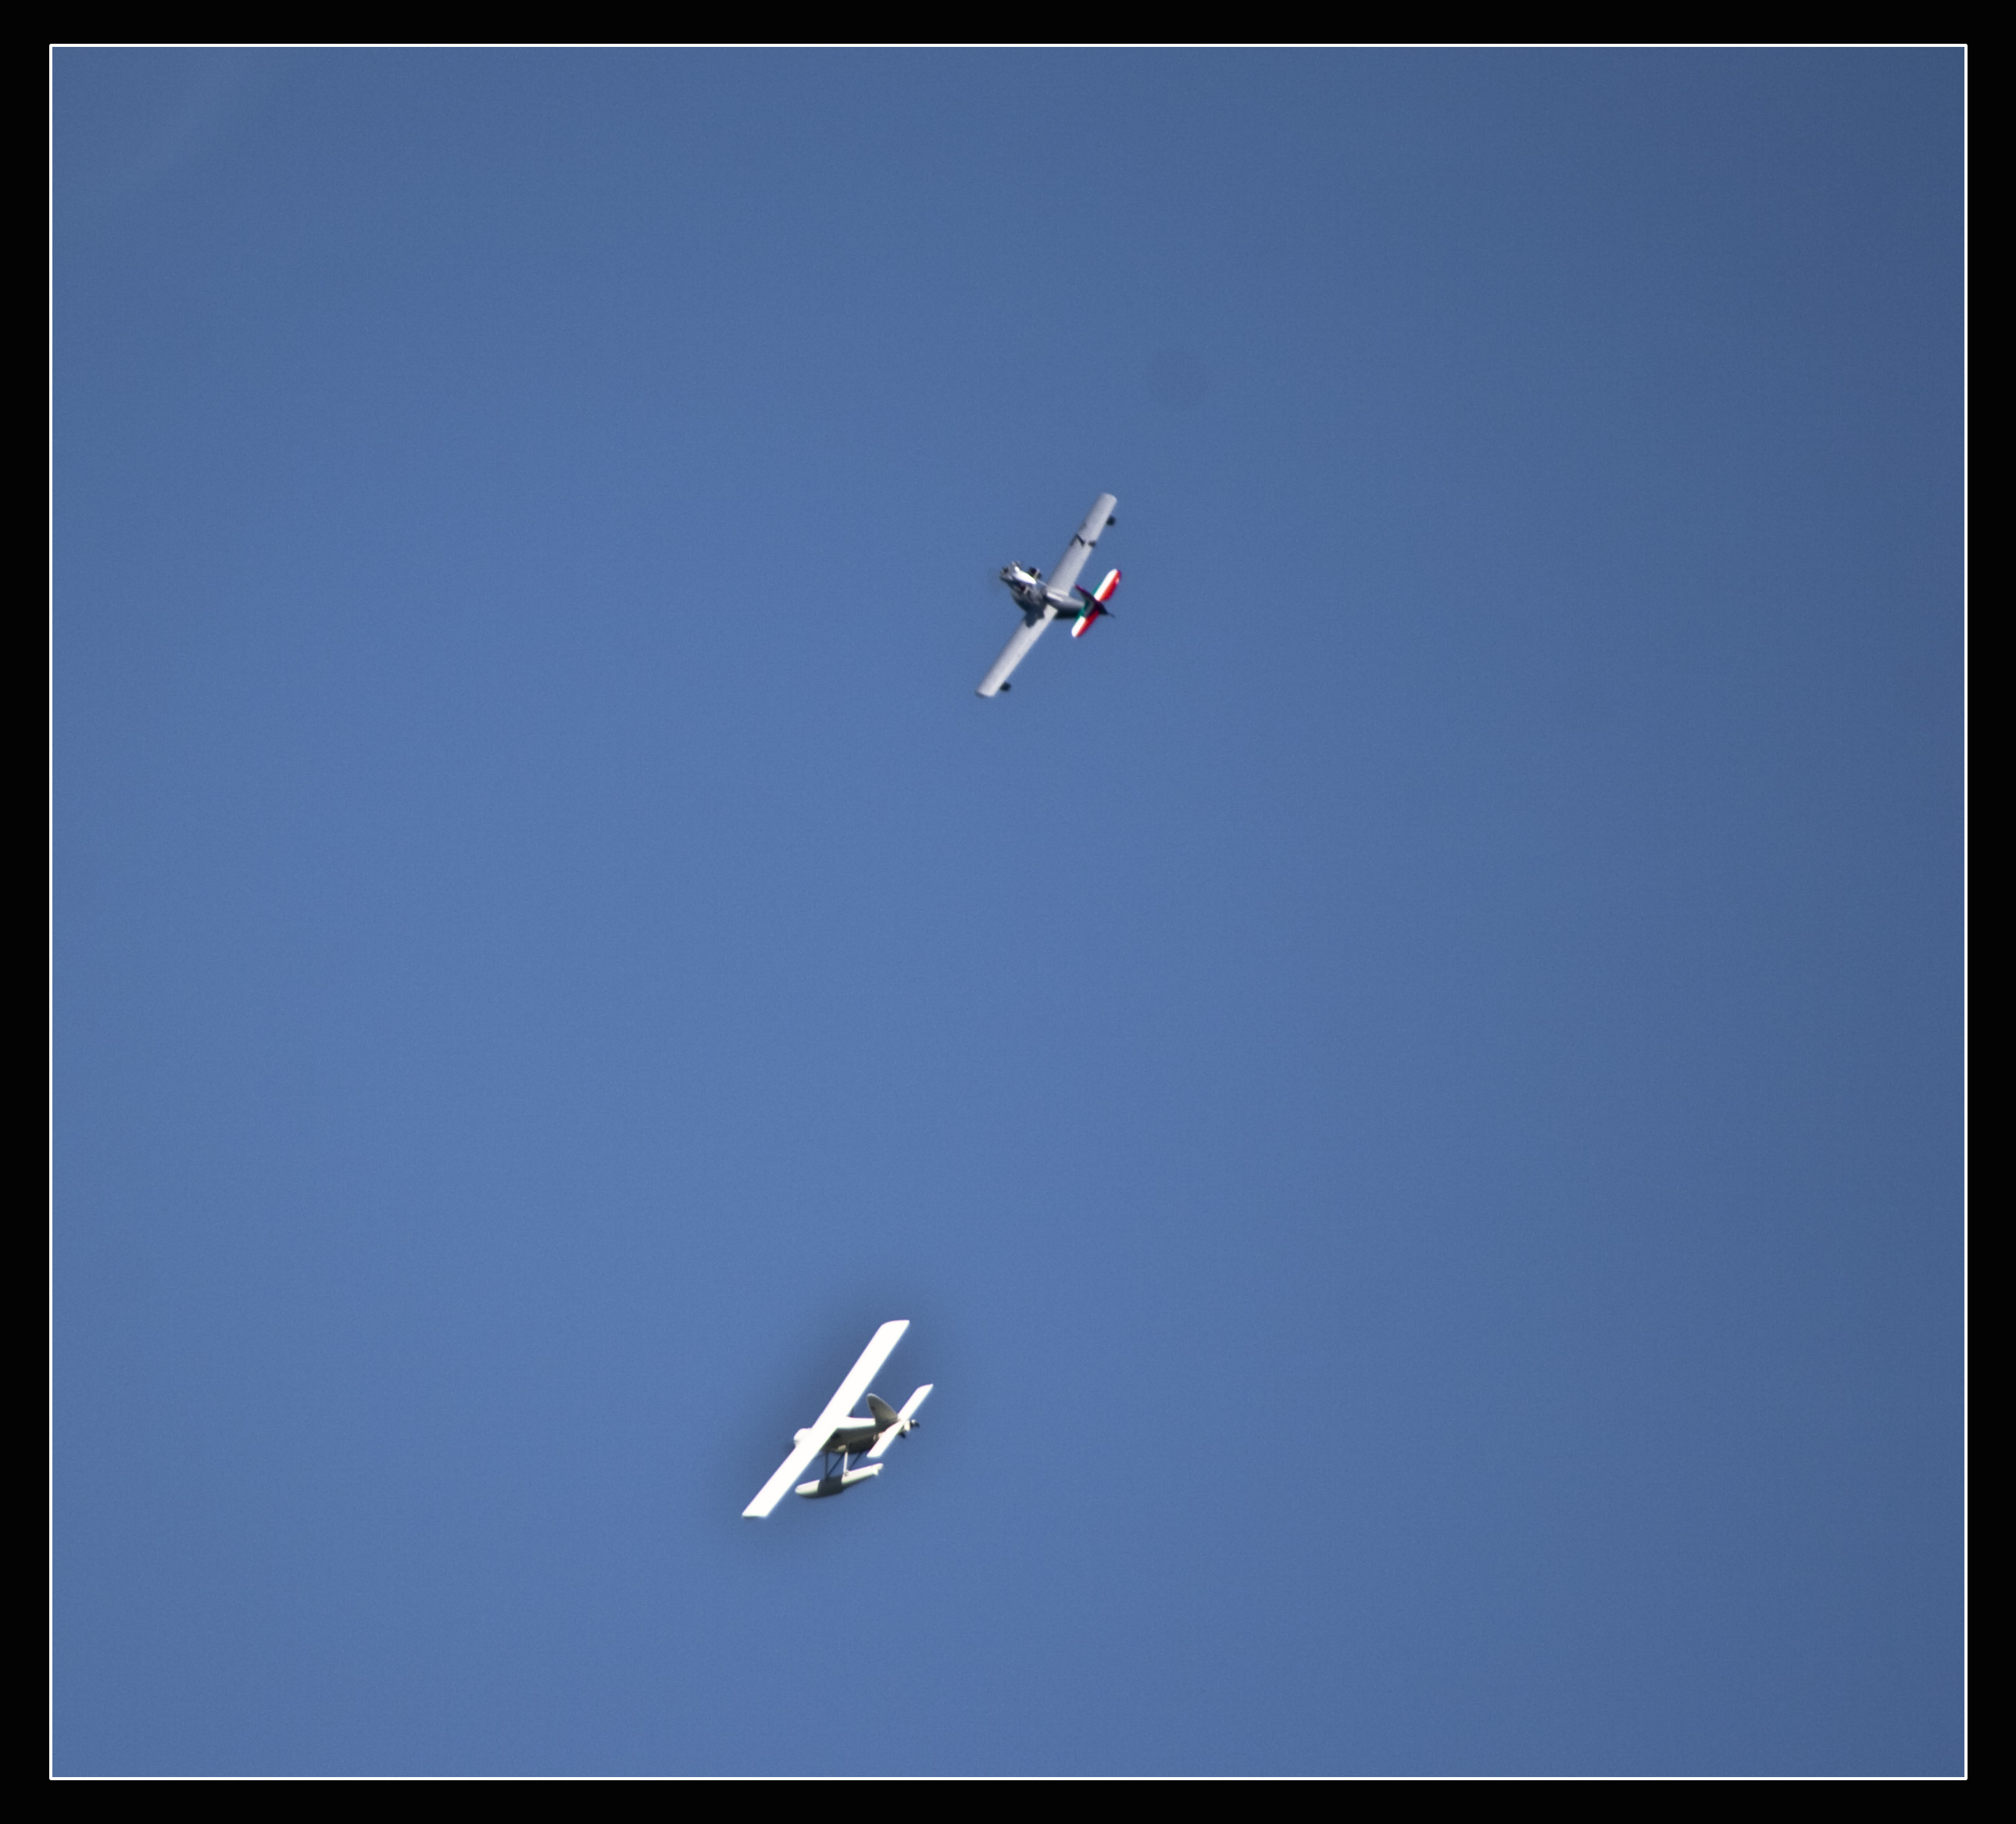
[
  {"x1": 742, "y1": 1319, "x2": 933, "y2": 1518},
  {"x1": 976, "y1": 492, "x2": 1121, "y2": 698}
]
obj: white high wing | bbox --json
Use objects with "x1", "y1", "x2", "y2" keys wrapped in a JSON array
[
  {"x1": 742, "y1": 1319, "x2": 934, "y2": 1518},
  {"x1": 976, "y1": 493, "x2": 1122, "y2": 697}
]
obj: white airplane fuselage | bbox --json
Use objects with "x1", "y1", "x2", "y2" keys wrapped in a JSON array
[
  {"x1": 789, "y1": 1410, "x2": 915, "y2": 1499},
  {"x1": 795, "y1": 1419, "x2": 887, "y2": 1454},
  {"x1": 999, "y1": 563, "x2": 1080, "y2": 618}
]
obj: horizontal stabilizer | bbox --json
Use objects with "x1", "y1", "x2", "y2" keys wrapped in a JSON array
[
  {"x1": 866, "y1": 1382, "x2": 933, "y2": 1458},
  {"x1": 1070, "y1": 568, "x2": 1120, "y2": 638}
]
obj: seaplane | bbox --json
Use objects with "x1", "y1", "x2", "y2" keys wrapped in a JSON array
[
  {"x1": 975, "y1": 492, "x2": 1121, "y2": 697},
  {"x1": 742, "y1": 1320, "x2": 933, "y2": 1518}
]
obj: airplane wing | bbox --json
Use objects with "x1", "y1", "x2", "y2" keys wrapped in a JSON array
[
  {"x1": 864, "y1": 1382, "x2": 933, "y2": 1459},
  {"x1": 975, "y1": 607, "x2": 1057, "y2": 698},
  {"x1": 1045, "y1": 493, "x2": 1118, "y2": 602},
  {"x1": 741, "y1": 1433, "x2": 825, "y2": 1519},
  {"x1": 742, "y1": 1320, "x2": 910, "y2": 1518}
]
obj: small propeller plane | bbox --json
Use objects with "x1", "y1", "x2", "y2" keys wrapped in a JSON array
[
  {"x1": 976, "y1": 492, "x2": 1121, "y2": 698},
  {"x1": 742, "y1": 1319, "x2": 933, "y2": 1518}
]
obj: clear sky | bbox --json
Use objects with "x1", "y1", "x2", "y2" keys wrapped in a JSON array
[{"x1": 53, "y1": 49, "x2": 1963, "y2": 1776}]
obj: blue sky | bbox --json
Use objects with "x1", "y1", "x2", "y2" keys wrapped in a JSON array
[{"x1": 54, "y1": 49, "x2": 1963, "y2": 1775}]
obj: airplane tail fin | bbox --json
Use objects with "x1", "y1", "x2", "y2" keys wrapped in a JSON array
[
  {"x1": 866, "y1": 1383, "x2": 934, "y2": 1458},
  {"x1": 866, "y1": 1393, "x2": 899, "y2": 1427}
]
